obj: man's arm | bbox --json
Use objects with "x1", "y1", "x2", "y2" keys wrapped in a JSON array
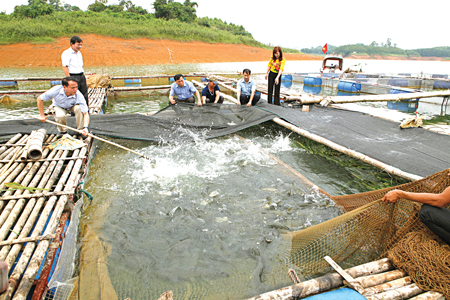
[
  {"x1": 36, "y1": 96, "x2": 47, "y2": 122},
  {"x1": 196, "y1": 90, "x2": 202, "y2": 106},
  {"x1": 82, "y1": 112, "x2": 90, "y2": 136},
  {"x1": 247, "y1": 91, "x2": 255, "y2": 107},
  {"x1": 214, "y1": 90, "x2": 221, "y2": 104},
  {"x1": 383, "y1": 186, "x2": 450, "y2": 207},
  {"x1": 62, "y1": 66, "x2": 70, "y2": 77}
]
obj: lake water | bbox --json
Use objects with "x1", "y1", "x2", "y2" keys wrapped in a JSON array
[{"x1": 0, "y1": 59, "x2": 448, "y2": 299}]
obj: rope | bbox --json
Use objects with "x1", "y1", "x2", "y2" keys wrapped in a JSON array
[
  {"x1": 77, "y1": 182, "x2": 93, "y2": 201},
  {"x1": 288, "y1": 269, "x2": 300, "y2": 284}
]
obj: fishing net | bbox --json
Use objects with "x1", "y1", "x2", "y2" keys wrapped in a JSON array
[
  {"x1": 0, "y1": 104, "x2": 276, "y2": 142},
  {"x1": 286, "y1": 168, "x2": 450, "y2": 298},
  {"x1": 86, "y1": 75, "x2": 112, "y2": 89}
]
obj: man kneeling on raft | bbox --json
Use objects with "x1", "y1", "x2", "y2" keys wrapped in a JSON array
[
  {"x1": 383, "y1": 171, "x2": 450, "y2": 245},
  {"x1": 36, "y1": 76, "x2": 90, "y2": 138}
]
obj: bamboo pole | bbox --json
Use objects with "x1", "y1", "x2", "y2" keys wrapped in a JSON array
[
  {"x1": 0, "y1": 191, "x2": 73, "y2": 201},
  {"x1": 245, "y1": 258, "x2": 393, "y2": 300},
  {"x1": 364, "y1": 283, "x2": 423, "y2": 300},
  {"x1": 28, "y1": 114, "x2": 151, "y2": 160},
  {"x1": 0, "y1": 156, "x2": 86, "y2": 163},
  {"x1": 362, "y1": 276, "x2": 412, "y2": 296},
  {"x1": 357, "y1": 269, "x2": 407, "y2": 288},
  {"x1": 409, "y1": 291, "x2": 446, "y2": 300},
  {"x1": 0, "y1": 234, "x2": 55, "y2": 247},
  {"x1": 0, "y1": 134, "x2": 22, "y2": 156},
  {"x1": 112, "y1": 85, "x2": 171, "y2": 92},
  {"x1": 272, "y1": 118, "x2": 423, "y2": 182}
]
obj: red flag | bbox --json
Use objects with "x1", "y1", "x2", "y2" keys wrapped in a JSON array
[{"x1": 322, "y1": 43, "x2": 328, "y2": 54}]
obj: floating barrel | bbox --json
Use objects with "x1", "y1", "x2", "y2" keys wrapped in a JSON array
[
  {"x1": 50, "y1": 80, "x2": 62, "y2": 86},
  {"x1": 303, "y1": 77, "x2": 322, "y2": 86},
  {"x1": 433, "y1": 80, "x2": 450, "y2": 89},
  {"x1": 388, "y1": 79, "x2": 408, "y2": 87},
  {"x1": 337, "y1": 91, "x2": 360, "y2": 96},
  {"x1": 303, "y1": 84, "x2": 322, "y2": 95},
  {"x1": 201, "y1": 77, "x2": 208, "y2": 82},
  {"x1": 432, "y1": 74, "x2": 448, "y2": 79},
  {"x1": 337, "y1": 81, "x2": 361, "y2": 92},
  {"x1": 0, "y1": 80, "x2": 18, "y2": 88},
  {"x1": 387, "y1": 100, "x2": 418, "y2": 113},
  {"x1": 169, "y1": 77, "x2": 175, "y2": 83},
  {"x1": 281, "y1": 74, "x2": 292, "y2": 82},
  {"x1": 125, "y1": 78, "x2": 142, "y2": 87}
]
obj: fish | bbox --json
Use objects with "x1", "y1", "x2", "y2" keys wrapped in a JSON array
[
  {"x1": 209, "y1": 190, "x2": 220, "y2": 197},
  {"x1": 261, "y1": 187, "x2": 278, "y2": 193}
]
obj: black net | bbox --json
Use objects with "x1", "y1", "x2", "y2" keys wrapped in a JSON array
[{"x1": 0, "y1": 104, "x2": 276, "y2": 142}]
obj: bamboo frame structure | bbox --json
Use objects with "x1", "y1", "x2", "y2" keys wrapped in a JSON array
[{"x1": 0, "y1": 129, "x2": 92, "y2": 300}]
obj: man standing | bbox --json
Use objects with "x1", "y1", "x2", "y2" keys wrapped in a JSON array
[
  {"x1": 236, "y1": 69, "x2": 260, "y2": 107},
  {"x1": 61, "y1": 36, "x2": 89, "y2": 109},
  {"x1": 37, "y1": 77, "x2": 90, "y2": 138},
  {"x1": 169, "y1": 74, "x2": 202, "y2": 106},
  {"x1": 201, "y1": 78, "x2": 224, "y2": 104}
]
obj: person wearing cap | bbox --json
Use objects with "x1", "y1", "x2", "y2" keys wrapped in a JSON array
[
  {"x1": 61, "y1": 36, "x2": 89, "y2": 109},
  {"x1": 169, "y1": 74, "x2": 202, "y2": 106},
  {"x1": 201, "y1": 78, "x2": 224, "y2": 104},
  {"x1": 236, "y1": 68, "x2": 260, "y2": 107}
]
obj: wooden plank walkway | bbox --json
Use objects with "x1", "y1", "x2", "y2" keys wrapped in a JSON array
[{"x1": 0, "y1": 132, "x2": 92, "y2": 299}]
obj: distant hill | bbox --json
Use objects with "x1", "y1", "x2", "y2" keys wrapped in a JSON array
[{"x1": 302, "y1": 43, "x2": 450, "y2": 59}]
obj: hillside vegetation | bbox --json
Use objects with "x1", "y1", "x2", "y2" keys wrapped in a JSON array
[
  {"x1": 0, "y1": 0, "x2": 301, "y2": 53},
  {"x1": 302, "y1": 39, "x2": 450, "y2": 58}
]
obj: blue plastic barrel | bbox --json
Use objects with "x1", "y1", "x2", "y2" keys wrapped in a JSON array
[
  {"x1": 433, "y1": 80, "x2": 450, "y2": 89},
  {"x1": 201, "y1": 77, "x2": 208, "y2": 82},
  {"x1": 169, "y1": 77, "x2": 175, "y2": 83},
  {"x1": 50, "y1": 80, "x2": 62, "y2": 86},
  {"x1": 303, "y1": 287, "x2": 367, "y2": 300},
  {"x1": 281, "y1": 74, "x2": 293, "y2": 82},
  {"x1": 432, "y1": 74, "x2": 448, "y2": 79},
  {"x1": 338, "y1": 81, "x2": 361, "y2": 92},
  {"x1": 387, "y1": 100, "x2": 419, "y2": 112},
  {"x1": 0, "y1": 80, "x2": 18, "y2": 87},
  {"x1": 303, "y1": 84, "x2": 322, "y2": 95},
  {"x1": 304, "y1": 77, "x2": 322, "y2": 86},
  {"x1": 124, "y1": 79, "x2": 142, "y2": 84},
  {"x1": 388, "y1": 79, "x2": 408, "y2": 87}
]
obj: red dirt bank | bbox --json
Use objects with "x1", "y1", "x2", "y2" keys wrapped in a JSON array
[{"x1": 0, "y1": 34, "x2": 322, "y2": 68}]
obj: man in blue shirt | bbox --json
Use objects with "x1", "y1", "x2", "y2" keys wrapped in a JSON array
[
  {"x1": 237, "y1": 69, "x2": 260, "y2": 107},
  {"x1": 169, "y1": 74, "x2": 202, "y2": 106},
  {"x1": 201, "y1": 78, "x2": 224, "y2": 104},
  {"x1": 37, "y1": 77, "x2": 90, "y2": 138}
]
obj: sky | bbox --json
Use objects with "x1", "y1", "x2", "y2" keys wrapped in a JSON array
[{"x1": 1, "y1": 0, "x2": 448, "y2": 50}]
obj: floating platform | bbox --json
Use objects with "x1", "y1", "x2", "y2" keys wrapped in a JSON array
[{"x1": 0, "y1": 132, "x2": 92, "y2": 299}]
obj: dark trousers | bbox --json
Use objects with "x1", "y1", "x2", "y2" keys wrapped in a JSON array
[
  {"x1": 205, "y1": 95, "x2": 224, "y2": 104},
  {"x1": 239, "y1": 93, "x2": 260, "y2": 106},
  {"x1": 420, "y1": 204, "x2": 450, "y2": 245},
  {"x1": 267, "y1": 71, "x2": 281, "y2": 105},
  {"x1": 170, "y1": 97, "x2": 195, "y2": 105},
  {"x1": 70, "y1": 73, "x2": 89, "y2": 108}
]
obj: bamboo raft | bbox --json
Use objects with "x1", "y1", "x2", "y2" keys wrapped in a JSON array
[
  {"x1": 247, "y1": 257, "x2": 445, "y2": 300},
  {"x1": 88, "y1": 87, "x2": 107, "y2": 115},
  {"x1": 0, "y1": 132, "x2": 92, "y2": 299}
]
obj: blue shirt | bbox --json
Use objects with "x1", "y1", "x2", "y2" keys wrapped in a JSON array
[
  {"x1": 237, "y1": 78, "x2": 256, "y2": 96},
  {"x1": 40, "y1": 85, "x2": 88, "y2": 113},
  {"x1": 201, "y1": 85, "x2": 220, "y2": 102},
  {"x1": 169, "y1": 81, "x2": 197, "y2": 100}
]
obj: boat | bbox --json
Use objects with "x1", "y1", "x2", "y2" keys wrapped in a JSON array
[{"x1": 320, "y1": 54, "x2": 344, "y2": 74}]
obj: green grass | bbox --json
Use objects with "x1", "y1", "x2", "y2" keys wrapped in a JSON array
[{"x1": 0, "y1": 11, "x2": 306, "y2": 53}]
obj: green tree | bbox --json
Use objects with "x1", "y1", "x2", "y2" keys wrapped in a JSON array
[
  {"x1": 153, "y1": 0, "x2": 197, "y2": 22},
  {"x1": 13, "y1": 0, "x2": 54, "y2": 18},
  {"x1": 88, "y1": 0, "x2": 107, "y2": 12}
]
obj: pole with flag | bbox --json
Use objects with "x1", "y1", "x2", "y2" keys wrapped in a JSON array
[{"x1": 322, "y1": 43, "x2": 328, "y2": 54}]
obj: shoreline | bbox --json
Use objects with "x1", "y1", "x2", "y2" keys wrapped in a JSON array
[{"x1": 0, "y1": 34, "x2": 321, "y2": 68}]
